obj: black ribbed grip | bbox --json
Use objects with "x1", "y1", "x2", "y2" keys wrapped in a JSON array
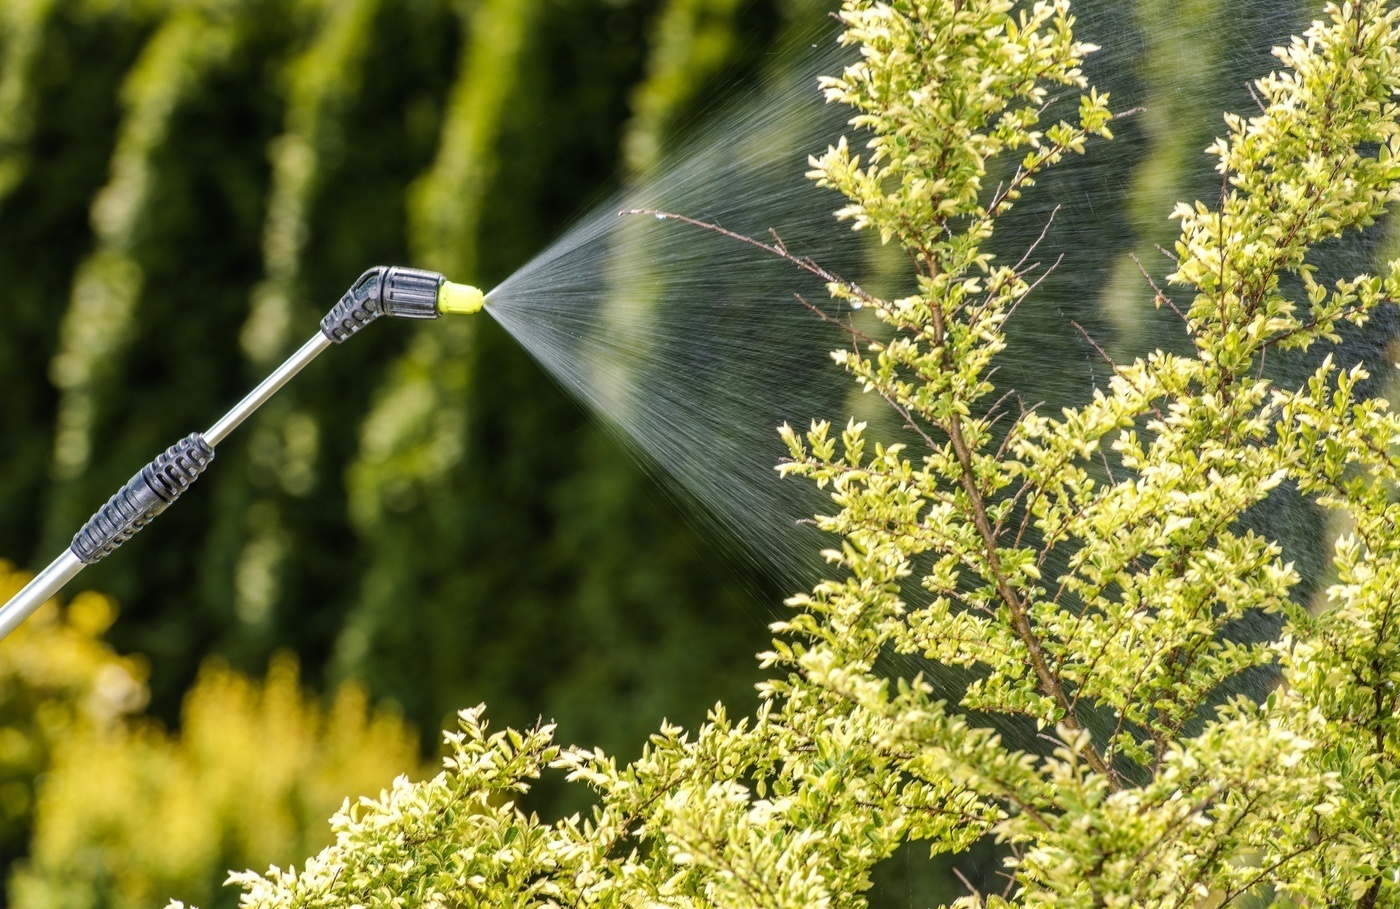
[
  {"x1": 320, "y1": 266, "x2": 444, "y2": 343},
  {"x1": 321, "y1": 268, "x2": 386, "y2": 343},
  {"x1": 71, "y1": 433, "x2": 216, "y2": 564}
]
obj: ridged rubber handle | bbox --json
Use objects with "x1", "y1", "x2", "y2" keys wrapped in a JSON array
[
  {"x1": 320, "y1": 266, "x2": 444, "y2": 342},
  {"x1": 321, "y1": 268, "x2": 386, "y2": 342},
  {"x1": 70, "y1": 433, "x2": 216, "y2": 564}
]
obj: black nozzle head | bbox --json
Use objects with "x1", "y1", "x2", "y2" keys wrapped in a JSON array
[{"x1": 320, "y1": 266, "x2": 446, "y2": 343}]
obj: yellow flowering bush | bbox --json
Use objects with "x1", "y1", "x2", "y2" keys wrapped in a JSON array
[{"x1": 0, "y1": 563, "x2": 425, "y2": 909}]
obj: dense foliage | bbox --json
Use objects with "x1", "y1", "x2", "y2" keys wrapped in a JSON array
[{"x1": 217, "y1": 1, "x2": 1400, "y2": 906}]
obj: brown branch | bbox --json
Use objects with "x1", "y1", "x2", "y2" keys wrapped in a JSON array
[
  {"x1": 793, "y1": 293, "x2": 876, "y2": 345},
  {"x1": 622, "y1": 209, "x2": 879, "y2": 307},
  {"x1": 1072, "y1": 321, "x2": 1166, "y2": 425},
  {"x1": 927, "y1": 295, "x2": 1115, "y2": 784},
  {"x1": 1072, "y1": 320, "x2": 1117, "y2": 371},
  {"x1": 951, "y1": 866, "x2": 983, "y2": 902},
  {"x1": 1129, "y1": 251, "x2": 1188, "y2": 326}
]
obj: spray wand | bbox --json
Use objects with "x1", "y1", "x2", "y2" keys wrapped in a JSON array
[{"x1": 0, "y1": 266, "x2": 485, "y2": 642}]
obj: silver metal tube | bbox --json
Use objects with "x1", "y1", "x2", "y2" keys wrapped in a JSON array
[
  {"x1": 0, "y1": 549, "x2": 86, "y2": 640},
  {"x1": 0, "y1": 331, "x2": 334, "y2": 643},
  {"x1": 205, "y1": 332, "x2": 332, "y2": 445}
]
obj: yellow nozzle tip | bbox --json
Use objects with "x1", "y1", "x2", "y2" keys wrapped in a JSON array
[{"x1": 437, "y1": 281, "x2": 485, "y2": 316}]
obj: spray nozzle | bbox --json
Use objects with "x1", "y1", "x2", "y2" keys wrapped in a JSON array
[
  {"x1": 320, "y1": 266, "x2": 484, "y2": 342},
  {"x1": 0, "y1": 262, "x2": 489, "y2": 642},
  {"x1": 437, "y1": 280, "x2": 485, "y2": 316}
]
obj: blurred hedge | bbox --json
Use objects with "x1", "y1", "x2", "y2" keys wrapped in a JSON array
[{"x1": 0, "y1": 0, "x2": 800, "y2": 766}]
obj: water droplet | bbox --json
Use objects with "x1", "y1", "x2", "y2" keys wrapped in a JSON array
[
  {"x1": 655, "y1": 213, "x2": 667, "y2": 220},
  {"x1": 850, "y1": 300, "x2": 864, "y2": 310}
]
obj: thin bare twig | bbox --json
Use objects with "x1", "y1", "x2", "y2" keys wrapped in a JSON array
[
  {"x1": 1071, "y1": 320, "x2": 1118, "y2": 371},
  {"x1": 1006, "y1": 253, "x2": 1064, "y2": 323},
  {"x1": 1071, "y1": 320, "x2": 1169, "y2": 425},
  {"x1": 793, "y1": 293, "x2": 876, "y2": 345},
  {"x1": 621, "y1": 209, "x2": 879, "y2": 307},
  {"x1": 951, "y1": 866, "x2": 982, "y2": 902},
  {"x1": 1012, "y1": 205, "x2": 1062, "y2": 274},
  {"x1": 1129, "y1": 251, "x2": 1188, "y2": 326},
  {"x1": 1246, "y1": 81, "x2": 1268, "y2": 113},
  {"x1": 1098, "y1": 448, "x2": 1117, "y2": 487},
  {"x1": 999, "y1": 864, "x2": 1019, "y2": 899},
  {"x1": 985, "y1": 386, "x2": 1019, "y2": 426}
]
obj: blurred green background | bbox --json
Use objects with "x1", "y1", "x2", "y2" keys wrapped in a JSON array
[{"x1": 0, "y1": 0, "x2": 1385, "y2": 906}]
